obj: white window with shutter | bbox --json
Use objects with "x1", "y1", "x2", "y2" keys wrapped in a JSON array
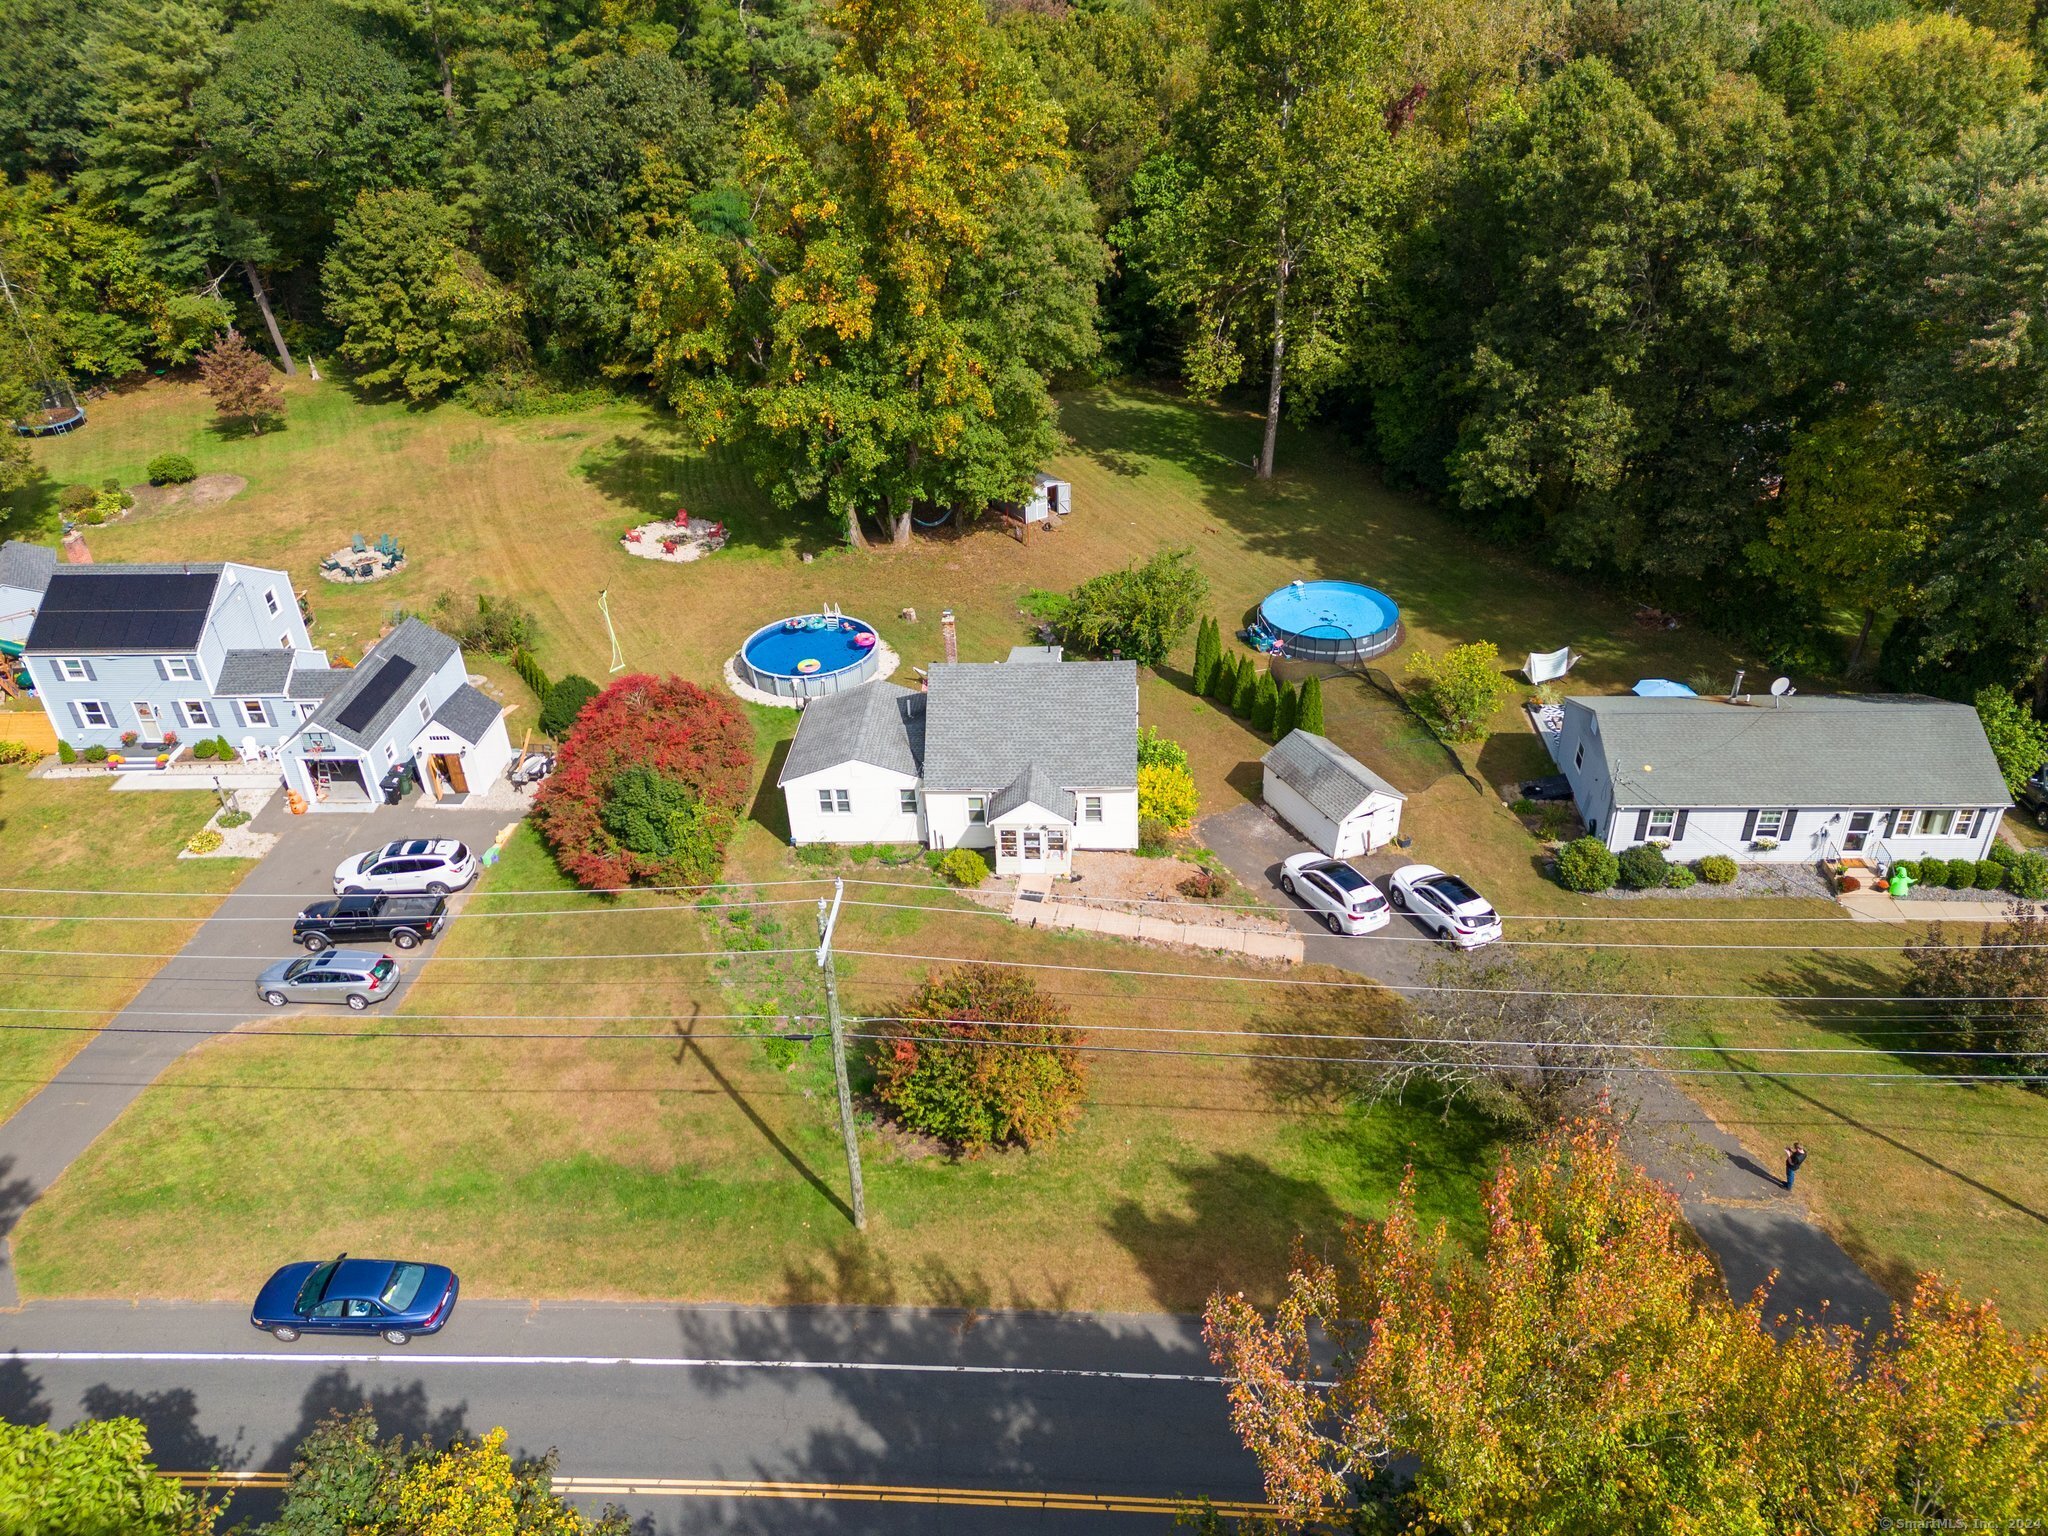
[
  {"x1": 74, "y1": 700, "x2": 111, "y2": 728},
  {"x1": 239, "y1": 699, "x2": 270, "y2": 728},
  {"x1": 55, "y1": 658, "x2": 91, "y2": 682},
  {"x1": 159, "y1": 657, "x2": 195, "y2": 681},
  {"x1": 178, "y1": 699, "x2": 212, "y2": 728}
]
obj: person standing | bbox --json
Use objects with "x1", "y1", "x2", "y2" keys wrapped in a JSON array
[{"x1": 1784, "y1": 1141, "x2": 1807, "y2": 1190}]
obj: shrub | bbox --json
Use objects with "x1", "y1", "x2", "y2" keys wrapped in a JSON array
[
  {"x1": 57, "y1": 483, "x2": 95, "y2": 514},
  {"x1": 1137, "y1": 761, "x2": 1199, "y2": 833},
  {"x1": 186, "y1": 828, "x2": 223, "y2": 854},
  {"x1": 539, "y1": 674, "x2": 601, "y2": 740},
  {"x1": 1555, "y1": 836, "x2": 1619, "y2": 892},
  {"x1": 1537, "y1": 802, "x2": 1575, "y2": 839},
  {"x1": 1138, "y1": 817, "x2": 1175, "y2": 851},
  {"x1": 218, "y1": 810, "x2": 251, "y2": 829},
  {"x1": 0, "y1": 740, "x2": 38, "y2": 765},
  {"x1": 530, "y1": 674, "x2": 753, "y2": 890},
  {"x1": 935, "y1": 847, "x2": 990, "y2": 887},
  {"x1": 82, "y1": 744, "x2": 109, "y2": 763},
  {"x1": 146, "y1": 452, "x2": 198, "y2": 486},
  {"x1": 1178, "y1": 868, "x2": 1229, "y2": 899},
  {"x1": 191, "y1": 738, "x2": 218, "y2": 760},
  {"x1": 1136, "y1": 725, "x2": 1190, "y2": 773},
  {"x1": 1252, "y1": 670, "x2": 1279, "y2": 732},
  {"x1": 1984, "y1": 840, "x2": 2018, "y2": 869},
  {"x1": 512, "y1": 646, "x2": 550, "y2": 701},
  {"x1": 1274, "y1": 680, "x2": 1301, "y2": 739},
  {"x1": 871, "y1": 965, "x2": 1086, "y2": 1154},
  {"x1": 795, "y1": 842, "x2": 837, "y2": 867},
  {"x1": 436, "y1": 591, "x2": 536, "y2": 656},
  {"x1": 1404, "y1": 640, "x2": 1512, "y2": 743},
  {"x1": 1892, "y1": 860, "x2": 1919, "y2": 882},
  {"x1": 1917, "y1": 857, "x2": 1950, "y2": 888},
  {"x1": 91, "y1": 488, "x2": 133, "y2": 522},
  {"x1": 1296, "y1": 674, "x2": 1326, "y2": 736},
  {"x1": 1616, "y1": 842, "x2": 1670, "y2": 890},
  {"x1": 1028, "y1": 546, "x2": 1207, "y2": 665},
  {"x1": 1973, "y1": 859, "x2": 2007, "y2": 891},
  {"x1": 1231, "y1": 659, "x2": 1258, "y2": 718},
  {"x1": 2006, "y1": 851, "x2": 2048, "y2": 900},
  {"x1": 1666, "y1": 864, "x2": 1698, "y2": 888},
  {"x1": 1510, "y1": 796, "x2": 1538, "y2": 818},
  {"x1": 57, "y1": 740, "x2": 76, "y2": 764},
  {"x1": 1695, "y1": 854, "x2": 1738, "y2": 885},
  {"x1": 213, "y1": 735, "x2": 233, "y2": 759}
]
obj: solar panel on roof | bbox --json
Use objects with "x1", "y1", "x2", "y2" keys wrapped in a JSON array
[{"x1": 334, "y1": 657, "x2": 417, "y2": 735}]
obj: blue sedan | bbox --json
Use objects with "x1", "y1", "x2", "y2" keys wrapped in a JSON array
[{"x1": 252, "y1": 1254, "x2": 459, "y2": 1345}]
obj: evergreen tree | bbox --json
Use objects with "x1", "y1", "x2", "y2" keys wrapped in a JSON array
[
  {"x1": 1297, "y1": 674, "x2": 1326, "y2": 735},
  {"x1": 1191, "y1": 615, "x2": 1218, "y2": 694},
  {"x1": 1275, "y1": 679, "x2": 1300, "y2": 738},
  {"x1": 1231, "y1": 657, "x2": 1258, "y2": 717},
  {"x1": 1253, "y1": 669, "x2": 1280, "y2": 731}
]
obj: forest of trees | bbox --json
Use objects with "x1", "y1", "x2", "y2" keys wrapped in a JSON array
[{"x1": 2, "y1": 0, "x2": 2045, "y2": 693}]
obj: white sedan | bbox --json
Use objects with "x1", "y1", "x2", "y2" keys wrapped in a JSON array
[
  {"x1": 1388, "y1": 863, "x2": 1503, "y2": 948},
  {"x1": 334, "y1": 839, "x2": 478, "y2": 896},
  {"x1": 1279, "y1": 852, "x2": 1391, "y2": 935}
]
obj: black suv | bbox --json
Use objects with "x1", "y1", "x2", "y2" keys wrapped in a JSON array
[
  {"x1": 293, "y1": 894, "x2": 448, "y2": 952},
  {"x1": 2021, "y1": 769, "x2": 2048, "y2": 829}
]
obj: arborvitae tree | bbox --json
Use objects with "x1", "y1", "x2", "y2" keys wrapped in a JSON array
[
  {"x1": 1275, "y1": 679, "x2": 1300, "y2": 738},
  {"x1": 1231, "y1": 657, "x2": 1259, "y2": 718},
  {"x1": 1253, "y1": 669, "x2": 1280, "y2": 731},
  {"x1": 1214, "y1": 649, "x2": 1244, "y2": 705},
  {"x1": 1192, "y1": 615, "x2": 1218, "y2": 694},
  {"x1": 1297, "y1": 674, "x2": 1326, "y2": 735}
]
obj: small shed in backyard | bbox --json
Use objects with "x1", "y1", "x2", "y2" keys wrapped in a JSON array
[
  {"x1": 1022, "y1": 473, "x2": 1070, "y2": 524},
  {"x1": 1262, "y1": 729, "x2": 1406, "y2": 858}
]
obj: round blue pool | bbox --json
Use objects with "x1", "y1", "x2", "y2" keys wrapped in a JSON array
[
  {"x1": 1255, "y1": 580, "x2": 1402, "y2": 664},
  {"x1": 739, "y1": 613, "x2": 885, "y2": 698}
]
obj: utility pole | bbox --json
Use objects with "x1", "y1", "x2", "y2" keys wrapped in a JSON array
[{"x1": 816, "y1": 880, "x2": 867, "y2": 1229}]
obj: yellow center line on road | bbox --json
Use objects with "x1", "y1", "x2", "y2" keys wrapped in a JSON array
[{"x1": 168, "y1": 1470, "x2": 1274, "y2": 1517}]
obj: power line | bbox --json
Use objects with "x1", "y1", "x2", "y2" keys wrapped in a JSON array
[{"x1": 0, "y1": 898, "x2": 827, "y2": 925}]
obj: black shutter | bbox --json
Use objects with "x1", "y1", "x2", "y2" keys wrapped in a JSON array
[
  {"x1": 1741, "y1": 809, "x2": 1758, "y2": 840},
  {"x1": 1634, "y1": 809, "x2": 1650, "y2": 841},
  {"x1": 1782, "y1": 810, "x2": 1799, "y2": 837},
  {"x1": 1673, "y1": 810, "x2": 1689, "y2": 841}
]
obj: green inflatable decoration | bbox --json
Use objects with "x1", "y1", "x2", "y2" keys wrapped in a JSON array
[{"x1": 1888, "y1": 865, "x2": 1916, "y2": 898}]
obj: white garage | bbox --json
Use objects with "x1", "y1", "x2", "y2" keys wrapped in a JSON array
[{"x1": 1261, "y1": 729, "x2": 1405, "y2": 858}]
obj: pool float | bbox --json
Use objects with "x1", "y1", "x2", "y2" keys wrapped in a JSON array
[
  {"x1": 796, "y1": 658, "x2": 822, "y2": 675},
  {"x1": 853, "y1": 631, "x2": 876, "y2": 650},
  {"x1": 784, "y1": 617, "x2": 804, "y2": 631}
]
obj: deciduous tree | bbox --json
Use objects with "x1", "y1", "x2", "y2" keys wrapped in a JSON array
[
  {"x1": 196, "y1": 328, "x2": 284, "y2": 433},
  {"x1": 0, "y1": 1416, "x2": 218, "y2": 1536},
  {"x1": 1033, "y1": 546, "x2": 1208, "y2": 665},
  {"x1": 1402, "y1": 639, "x2": 1507, "y2": 742}
]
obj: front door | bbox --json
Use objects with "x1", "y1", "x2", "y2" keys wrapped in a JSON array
[
  {"x1": 132, "y1": 701, "x2": 161, "y2": 737},
  {"x1": 1844, "y1": 811, "x2": 1874, "y2": 852},
  {"x1": 1021, "y1": 830, "x2": 1043, "y2": 868},
  {"x1": 436, "y1": 754, "x2": 469, "y2": 794}
]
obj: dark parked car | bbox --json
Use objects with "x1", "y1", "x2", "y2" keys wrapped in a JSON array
[
  {"x1": 293, "y1": 894, "x2": 448, "y2": 951},
  {"x1": 252, "y1": 1254, "x2": 459, "y2": 1344},
  {"x1": 2019, "y1": 768, "x2": 2048, "y2": 828}
]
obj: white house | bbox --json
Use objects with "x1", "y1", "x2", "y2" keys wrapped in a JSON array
[
  {"x1": 1262, "y1": 729, "x2": 1406, "y2": 857},
  {"x1": 1557, "y1": 693, "x2": 2012, "y2": 866},
  {"x1": 279, "y1": 618, "x2": 511, "y2": 811},
  {"x1": 0, "y1": 540, "x2": 56, "y2": 646},
  {"x1": 778, "y1": 655, "x2": 1139, "y2": 876}
]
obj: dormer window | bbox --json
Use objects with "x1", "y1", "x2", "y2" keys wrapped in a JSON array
[
  {"x1": 55, "y1": 659, "x2": 90, "y2": 682},
  {"x1": 160, "y1": 657, "x2": 195, "y2": 681}
]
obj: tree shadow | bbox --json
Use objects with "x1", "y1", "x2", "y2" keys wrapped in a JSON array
[
  {"x1": 573, "y1": 433, "x2": 836, "y2": 557},
  {"x1": 258, "y1": 1368, "x2": 472, "y2": 1471},
  {"x1": 675, "y1": 1015, "x2": 854, "y2": 1225},
  {"x1": 0, "y1": 474, "x2": 59, "y2": 544},
  {"x1": 0, "y1": 1356, "x2": 50, "y2": 1426},
  {"x1": 750, "y1": 737, "x2": 793, "y2": 842},
  {"x1": 1103, "y1": 1151, "x2": 1356, "y2": 1309},
  {"x1": 81, "y1": 1383, "x2": 248, "y2": 1472},
  {"x1": 1475, "y1": 731, "x2": 1554, "y2": 791}
]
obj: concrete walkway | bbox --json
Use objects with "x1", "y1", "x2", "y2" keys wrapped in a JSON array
[
  {"x1": 1007, "y1": 876, "x2": 1303, "y2": 962},
  {"x1": 1197, "y1": 801, "x2": 1893, "y2": 1328},
  {"x1": 0, "y1": 798, "x2": 518, "y2": 1307},
  {"x1": 1838, "y1": 888, "x2": 2039, "y2": 924}
]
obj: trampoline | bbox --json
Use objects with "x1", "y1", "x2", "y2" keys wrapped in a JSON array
[
  {"x1": 737, "y1": 612, "x2": 886, "y2": 699},
  {"x1": 1252, "y1": 580, "x2": 1402, "y2": 664}
]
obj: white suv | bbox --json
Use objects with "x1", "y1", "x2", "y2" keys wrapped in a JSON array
[
  {"x1": 334, "y1": 840, "x2": 478, "y2": 896},
  {"x1": 1279, "y1": 852, "x2": 1391, "y2": 935},
  {"x1": 1388, "y1": 863, "x2": 1502, "y2": 949}
]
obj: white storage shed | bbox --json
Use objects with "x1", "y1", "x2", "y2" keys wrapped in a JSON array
[{"x1": 1261, "y1": 729, "x2": 1405, "y2": 858}]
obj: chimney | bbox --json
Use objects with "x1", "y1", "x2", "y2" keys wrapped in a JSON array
[
  {"x1": 62, "y1": 529, "x2": 91, "y2": 564},
  {"x1": 941, "y1": 608, "x2": 957, "y2": 664}
]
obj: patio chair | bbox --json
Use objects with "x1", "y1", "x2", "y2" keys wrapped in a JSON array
[
  {"x1": 321, "y1": 556, "x2": 346, "y2": 573},
  {"x1": 352, "y1": 534, "x2": 367, "y2": 553}
]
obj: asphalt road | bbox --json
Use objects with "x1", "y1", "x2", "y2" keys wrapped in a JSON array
[
  {"x1": 1, "y1": 1300, "x2": 1268, "y2": 1533},
  {"x1": 0, "y1": 797, "x2": 518, "y2": 1305}
]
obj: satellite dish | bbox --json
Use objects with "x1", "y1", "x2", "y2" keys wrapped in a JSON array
[{"x1": 1770, "y1": 677, "x2": 1793, "y2": 696}]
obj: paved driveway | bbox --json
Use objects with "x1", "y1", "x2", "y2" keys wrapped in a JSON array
[
  {"x1": 0, "y1": 795, "x2": 519, "y2": 1304},
  {"x1": 1196, "y1": 800, "x2": 1894, "y2": 1328}
]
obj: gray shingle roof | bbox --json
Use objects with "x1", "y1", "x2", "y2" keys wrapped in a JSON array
[
  {"x1": 1006, "y1": 644, "x2": 1063, "y2": 664},
  {"x1": 216, "y1": 648, "x2": 294, "y2": 696},
  {"x1": 430, "y1": 683, "x2": 503, "y2": 744},
  {"x1": 920, "y1": 660, "x2": 1137, "y2": 791},
  {"x1": 778, "y1": 682, "x2": 926, "y2": 783},
  {"x1": 990, "y1": 765, "x2": 1076, "y2": 823},
  {"x1": 310, "y1": 618, "x2": 458, "y2": 750},
  {"x1": 1263, "y1": 730, "x2": 1406, "y2": 823},
  {"x1": 0, "y1": 540, "x2": 57, "y2": 595},
  {"x1": 289, "y1": 665, "x2": 348, "y2": 700},
  {"x1": 1570, "y1": 694, "x2": 2012, "y2": 808}
]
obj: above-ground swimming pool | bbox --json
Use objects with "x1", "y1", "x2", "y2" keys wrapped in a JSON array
[
  {"x1": 738, "y1": 613, "x2": 885, "y2": 698},
  {"x1": 1254, "y1": 580, "x2": 1403, "y2": 664}
]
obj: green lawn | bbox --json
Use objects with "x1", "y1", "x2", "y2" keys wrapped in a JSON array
[
  {"x1": 9, "y1": 376, "x2": 2048, "y2": 1322},
  {"x1": 0, "y1": 769, "x2": 247, "y2": 1123}
]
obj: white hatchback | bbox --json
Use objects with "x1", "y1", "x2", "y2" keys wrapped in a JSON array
[
  {"x1": 1388, "y1": 863, "x2": 1502, "y2": 948},
  {"x1": 334, "y1": 839, "x2": 478, "y2": 896},
  {"x1": 1279, "y1": 852, "x2": 1391, "y2": 935}
]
